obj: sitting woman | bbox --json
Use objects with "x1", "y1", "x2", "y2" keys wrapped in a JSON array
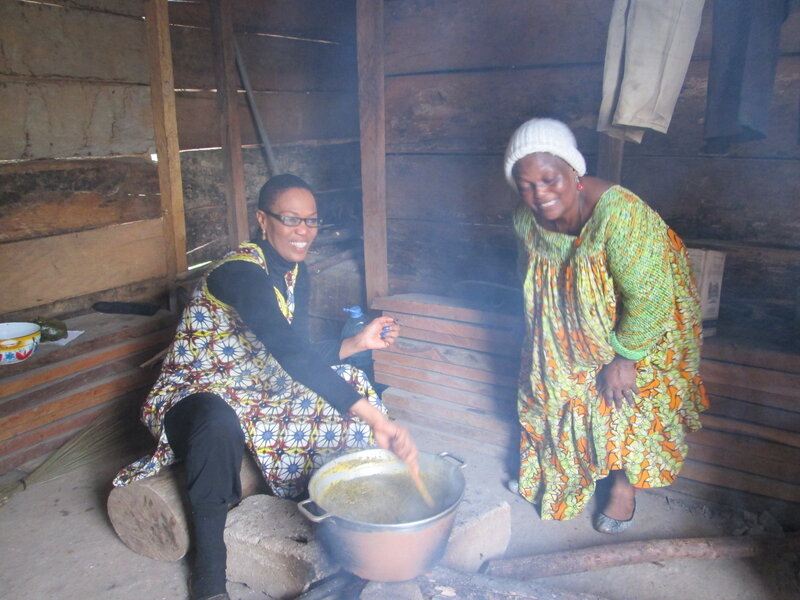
[
  {"x1": 503, "y1": 118, "x2": 707, "y2": 533},
  {"x1": 113, "y1": 174, "x2": 418, "y2": 600}
]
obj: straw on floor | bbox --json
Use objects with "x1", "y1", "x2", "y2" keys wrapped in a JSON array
[{"x1": 0, "y1": 410, "x2": 139, "y2": 507}]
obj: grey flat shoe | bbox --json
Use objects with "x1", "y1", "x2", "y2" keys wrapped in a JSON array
[{"x1": 593, "y1": 499, "x2": 636, "y2": 534}]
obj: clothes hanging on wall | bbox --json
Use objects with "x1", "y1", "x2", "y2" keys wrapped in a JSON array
[
  {"x1": 597, "y1": 0, "x2": 706, "y2": 144},
  {"x1": 701, "y1": 0, "x2": 792, "y2": 155}
]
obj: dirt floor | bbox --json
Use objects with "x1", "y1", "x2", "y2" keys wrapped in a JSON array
[{"x1": 1, "y1": 421, "x2": 799, "y2": 600}]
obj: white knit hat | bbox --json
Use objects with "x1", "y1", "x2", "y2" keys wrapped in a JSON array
[{"x1": 503, "y1": 118, "x2": 586, "y2": 186}]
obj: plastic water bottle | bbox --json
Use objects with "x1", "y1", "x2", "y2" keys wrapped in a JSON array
[{"x1": 341, "y1": 305, "x2": 372, "y2": 372}]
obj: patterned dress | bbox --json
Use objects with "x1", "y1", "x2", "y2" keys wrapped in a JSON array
[
  {"x1": 113, "y1": 243, "x2": 385, "y2": 499},
  {"x1": 515, "y1": 185, "x2": 708, "y2": 520}
]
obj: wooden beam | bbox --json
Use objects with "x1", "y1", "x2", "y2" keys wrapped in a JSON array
[
  {"x1": 0, "y1": 368, "x2": 153, "y2": 443},
  {"x1": 175, "y1": 90, "x2": 360, "y2": 150},
  {"x1": 596, "y1": 133, "x2": 624, "y2": 182},
  {"x1": 0, "y1": 219, "x2": 168, "y2": 314},
  {"x1": 373, "y1": 293, "x2": 522, "y2": 329},
  {"x1": 168, "y1": 0, "x2": 357, "y2": 43},
  {"x1": 374, "y1": 361, "x2": 517, "y2": 403},
  {"x1": 373, "y1": 349, "x2": 517, "y2": 387},
  {"x1": 374, "y1": 337, "x2": 519, "y2": 375},
  {"x1": 210, "y1": 0, "x2": 249, "y2": 248},
  {"x1": 144, "y1": 0, "x2": 187, "y2": 277},
  {"x1": 357, "y1": 0, "x2": 388, "y2": 302},
  {"x1": 0, "y1": 158, "x2": 160, "y2": 244},
  {"x1": 700, "y1": 413, "x2": 800, "y2": 449},
  {"x1": 0, "y1": 329, "x2": 172, "y2": 398},
  {"x1": 374, "y1": 371, "x2": 513, "y2": 412},
  {"x1": 701, "y1": 360, "x2": 800, "y2": 402},
  {"x1": 392, "y1": 325, "x2": 521, "y2": 357},
  {"x1": 680, "y1": 459, "x2": 800, "y2": 504}
]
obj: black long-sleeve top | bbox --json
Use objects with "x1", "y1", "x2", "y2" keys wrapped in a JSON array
[{"x1": 206, "y1": 240, "x2": 360, "y2": 414}]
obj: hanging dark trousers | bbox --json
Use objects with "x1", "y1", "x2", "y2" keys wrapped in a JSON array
[{"x1": 702, "y1": 0, "x2": 790, "y2": 154}]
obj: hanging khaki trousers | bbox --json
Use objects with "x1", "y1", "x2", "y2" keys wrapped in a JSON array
[{"x1": 597, "y1": 0, "x2": 706, "y2": 143}]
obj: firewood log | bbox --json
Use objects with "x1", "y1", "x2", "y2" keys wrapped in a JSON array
[
  {"x1": 107, "y1": 456, "x2": 266, "y2": 561},
  {"x1": 484, "y1": 532, "x2": 800, "y2": 580},
  {"x1": 421, "y1": 566, "x2": 612, "y2": 599}
]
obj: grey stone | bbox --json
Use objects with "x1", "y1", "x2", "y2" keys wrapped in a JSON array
[
  {"x1": 224, "y1": 495, "x2": 337, "y2": 600},
  {"x1": 441, "y1": 500, "x2": 511, "y2": 573},
  {"x1": 359, "y1": 581, "x2": 426, "y2": 600}
]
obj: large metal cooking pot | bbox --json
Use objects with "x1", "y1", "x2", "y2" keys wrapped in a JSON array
[{"x1": 297, "y1": 449, "x2": 466, "y2": 582}]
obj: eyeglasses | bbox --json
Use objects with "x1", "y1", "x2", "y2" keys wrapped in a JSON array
[{"x1": 264, "y1": 210, "x2": 323, "y2": 228}]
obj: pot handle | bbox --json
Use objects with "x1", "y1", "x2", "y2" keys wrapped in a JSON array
[
  {"x1": 297, "y1": 498, "x2": 332, "y2": 523},
  {"x1": 438, "y1": 452, "x2": 467, "y2": 469}
]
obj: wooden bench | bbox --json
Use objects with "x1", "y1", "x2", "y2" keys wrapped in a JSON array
[{"x1": 0, "y1": 310, "x2": 177, "y2": 474}]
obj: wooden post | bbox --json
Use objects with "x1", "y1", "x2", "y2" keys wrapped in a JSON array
[
  {"x1": 596, "y1": 133, "x2": 625, "y2": 183},
  {"x1": 144, "y1": 0, "x2": 187, "y2": 279},
  {"x1": 357, "y1": 0, "x2": 389, "y2": 304},
  {"x1": 210, "y1": 0, "x2": 249, "y2": 248}
]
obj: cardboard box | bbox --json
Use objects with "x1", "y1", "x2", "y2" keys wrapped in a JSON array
[{"x1": 687, "y1": 248, "x2": 726, "y2": 337}]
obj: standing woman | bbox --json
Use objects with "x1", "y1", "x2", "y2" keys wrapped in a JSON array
[
  {"x1": 113, "y1": 174, "x2": 417, "y2": 600},
  {"x1": 504, "y1": 119, "x2": 707, "y2": 532}
]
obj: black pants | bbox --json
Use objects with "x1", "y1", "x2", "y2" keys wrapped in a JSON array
[
  {"x1": 164, "y1": 392, "x2": 245, "y2": 599},
  {"x1": 703, "y1": 0, "x2": 787, "y2": 144}
]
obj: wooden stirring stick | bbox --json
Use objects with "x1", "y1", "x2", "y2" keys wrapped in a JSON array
[{"x1": 409, "y1": 466, "x2": 434, "y2": 508}]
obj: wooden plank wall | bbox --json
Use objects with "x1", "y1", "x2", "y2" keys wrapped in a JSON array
[
  {"x1": 168, "y1": 0, "x2": 360, "y2": 259},
  {"x1": 0, "y1": 0, "x2": 169, "y2": 321},
  {"x1": 382, "y1": 0, "x2": 800, "y2": 348},
  {"x1": 168, "y1": 0, "x2": 366, "y2": 336},
  {"x1": 0, "y1": 0, "x2": 178, "y2": 473}
]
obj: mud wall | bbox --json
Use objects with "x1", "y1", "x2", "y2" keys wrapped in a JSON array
[{"x1": 0, "y1": 0, "x2": 168, "y2": 321}]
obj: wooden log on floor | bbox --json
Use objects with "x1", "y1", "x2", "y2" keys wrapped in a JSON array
[
  {"x1": 483, "y1": 532, "x2": 800, "y2": 580},
  {"x1": 421, "y1": 566, "x2": 612, "y2": 600},
  {"x1": 107, "y1": 455, "x2": 267, "y2": 561}
]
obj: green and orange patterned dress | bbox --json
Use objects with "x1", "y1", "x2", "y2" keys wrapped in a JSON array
[{"x1": 514, "y1": 185, "x2": 707, "y2": 520}]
